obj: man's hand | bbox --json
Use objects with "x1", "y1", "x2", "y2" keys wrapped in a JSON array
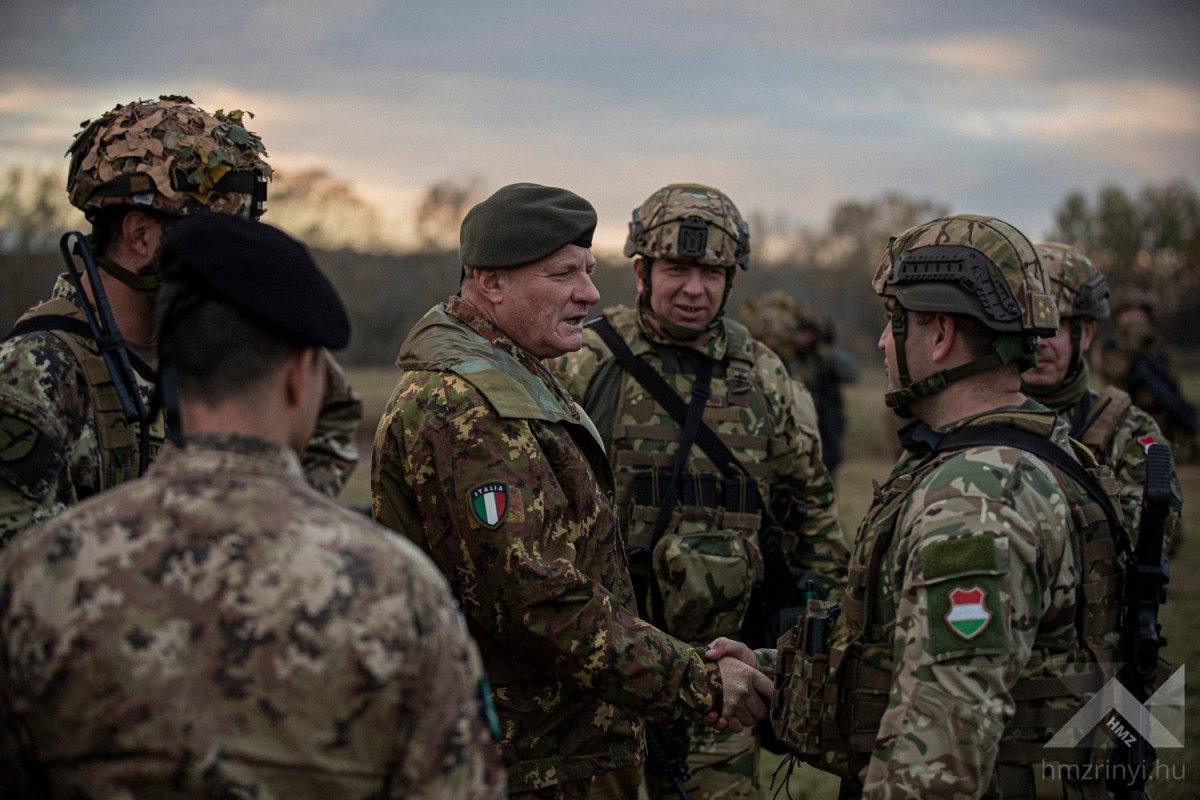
[
  {"x1": 706, "y1": 637, "x2": 758, "y2": 668},
  {"x1": 689, "y1": 637, "x2": 772, "y2": 731},
  {"x1": 687, "y1": 638, "x2": 770, "y2": 732}
]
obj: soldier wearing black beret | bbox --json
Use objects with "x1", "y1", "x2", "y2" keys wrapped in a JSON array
[
  {"x1": 373, "y1": 183, "x2": 773, "y2": 799},
  {"x1": 0, "y1": 214, "x2": 508, "y2": 798}
]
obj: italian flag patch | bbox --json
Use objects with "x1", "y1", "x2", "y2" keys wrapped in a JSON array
[
  {"x1": 945, "y1": 586, "x2": 992, "y2": 640},
  {"x1": 470, "y1": 483, "x2": 508, "y2": 529}
]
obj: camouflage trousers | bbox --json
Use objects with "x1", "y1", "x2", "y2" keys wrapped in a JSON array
[
  {"x1": 514, "y1": 776, "x2": 594, "y2": 800},
  {"x1": 645, "y1": 723, "x2": 761, "y2": 800}
]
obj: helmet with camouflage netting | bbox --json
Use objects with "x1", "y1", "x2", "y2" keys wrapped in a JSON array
[
  {"x1": 872, "y1": 214, "x2": 1058, "y2": 411},
  {"x1": 66, "y1": 95, "x2": 272, "y2": 221},
  {"x1": 624, "y1": 183, "x2": 750, "y2": 271},
  {"x1": 1037, "y1": 242, "x2": 1110, "y2": 320}
]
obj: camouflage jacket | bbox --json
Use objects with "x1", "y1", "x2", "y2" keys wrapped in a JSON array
[
  {"x1": 372, "y1": 298, "x2": 723, "y2": 793},
  {"x1": 0, "y1": 275, "x2": 363, "y2": 546},
  {"x1": 548, "y1": 305, "x2": 847, "y2": 640},
  {"x1": 832, "y1": 404, "x2": 1118, "y2": 797},
  {"x1": 0, "y1": 433, "x2": 505, "y2": 800},
  {"x1": 1062, "y1": 385, "x2": 1182, "y2": 552}
]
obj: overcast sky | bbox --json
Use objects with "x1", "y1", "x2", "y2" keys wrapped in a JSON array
[{"x1": 3, "y1": 0, "x2": 1198, "y2": 252}]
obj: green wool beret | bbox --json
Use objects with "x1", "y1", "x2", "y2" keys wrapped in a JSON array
[{"x1": 460, "y1": 182, "x2": 596, "y2": 269}]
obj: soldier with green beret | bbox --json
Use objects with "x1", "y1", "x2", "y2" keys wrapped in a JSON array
[
  {"x1": 0, "y1": 95, "x2": 363, "y2": 548},
  {"x1": 746, "y1": 215, "x2": 1129, "y2": 798},
  {"x1": 372, "y1": 182, "x2": 774, "y2": 800},
  {"x1": 0, "y1": 214, "x2": 506, "y2": 798},
  {"x1": 549, "y1": 184, "x2": 848, "y2": 800}
]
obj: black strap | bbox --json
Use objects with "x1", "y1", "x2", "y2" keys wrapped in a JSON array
[
  {"x1": 651, "y1": 359, "x2": 713, "y2": 541},
  {"x1": 7, "y1": 314, "x2": 93, "y2": 343},
  {"x1": 6, "y1": 314, "x2": 156, "y2": 383},
  {"x1": 589, "y1": 316, "x2": 751, "y2": 483},
  {"x1": 934, "y1": 423, "x2": 1132, "y2": 557}
]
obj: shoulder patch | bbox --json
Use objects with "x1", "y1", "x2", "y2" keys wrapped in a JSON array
[
  {"x1": 944, "y1": 586, "x2": 992, "y2": 639},
  {"x1": 0, "y1": 412, "x2": 63, "y2": 499},
  {"x1": 469, "y1": 483, "x2": 509, "y2": 529},
  {"x1": 0, "y1": 415, "x2": 41, "y2": 463},
  {"x1": 927, "y1": 578, "x2": 1005, "y2": 657}
]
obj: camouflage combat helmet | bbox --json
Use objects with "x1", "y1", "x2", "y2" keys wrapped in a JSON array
[
  {"x1": 873, "y1": 214, "x2": 1058, "y2": 411},
  {"x1": 67, "y1": 95, "x2": 272, "y2": 222},
  {"x1": 737, "y1": 289, "x2": 799, "y2": 358},
  {"x1": 624, "y1": 183, "x2": 750, "y2": 270},
  {"x1": 626, "y1": 183, "x2": 750, "y2": 339},
  {"x1": 1037, "y1": 242, "x2": 1110, "y2": 320}
]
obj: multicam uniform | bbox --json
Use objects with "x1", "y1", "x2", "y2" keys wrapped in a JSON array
[
  {"x1": 1054, "y1": 385, "x2": 1182, "y2": 551},
  {"x1": 372, "y1": 298, "x2": 724, "y2": 798},
  {"x1": 0, "y1": 432, "x2": 505, "y2": 799},
  {"x1": 773, "y1": 406, "x2": 1123, "y2": 798},
  {"x1": 1023, "y1": 242, "x2": 1182, "y2": 551},
  {"x1": 0, "y1": 275, "x2": 363, "y2": 545},
  {"x1": 551, "y1": 305, "x2": 846, "y2": 798},
  {"x1": 773, "y1": 217, "x2": 1125, "y2": 799}
]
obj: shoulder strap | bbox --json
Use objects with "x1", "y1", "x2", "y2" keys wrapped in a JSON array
[
  {"x1": 588, "y1": 315, "x2": 749, "y2": 480},
  {"x1": 935, "y1": 423, "x2": 1132, "y2": 557},
  {"x1": 7, "y1": 313, "x2": 95, "y2": 343},
  {"x1": 1073, "y1": 386, "x2": 1132, "y2": 451},
  {"x1": 6, "y1": 311, "x2": 156, "y2": 382}
]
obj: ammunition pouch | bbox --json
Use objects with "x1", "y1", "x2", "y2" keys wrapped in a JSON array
[{"x1": 632, "y1": 468, "x2": 763, "y2": 642}]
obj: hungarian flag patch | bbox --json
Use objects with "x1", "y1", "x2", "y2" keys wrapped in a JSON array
[
  {"x1": 945, "y1": 586, "x2": 992, "y2": 640},
  {"x1": 470, "y1": 483, "x2": 508, "y2": 529}
]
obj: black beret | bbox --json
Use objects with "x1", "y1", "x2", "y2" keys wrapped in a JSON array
[
  {"x1": 460, "y1": 183, "x2": 596, "y2": 269},
  {"x1": 159, "y1": 214, "x2": 350, "y2": 349}
]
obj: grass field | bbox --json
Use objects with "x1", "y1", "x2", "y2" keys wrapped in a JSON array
[{"x1": 343, "y1": 364, "x2": 1200, "y2": 799}]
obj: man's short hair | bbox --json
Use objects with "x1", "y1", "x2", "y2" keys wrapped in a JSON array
[
  {"x1": 157, "y1": 287, "x2": 298, "y2": 404},
  {"x1": 913, "y1": 310, "x2": 998, "y2": 361}
]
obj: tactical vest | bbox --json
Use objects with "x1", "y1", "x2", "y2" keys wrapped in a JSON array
[
  {"x1": 772, "y1": 430, "x2": 1123, "y2": 792},
  {"x1": 10, "y1": 297, "x2": 165, "y2": 490},
  {"x1": 1073, "y1": 385, "x2": 1133, "y2": 455},
  {"x1": 598, "y1": 311, "x2": 784, "y2": 643}
]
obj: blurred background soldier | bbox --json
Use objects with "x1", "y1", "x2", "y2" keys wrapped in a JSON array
[
  {"x1": 1096, "y1": 290, "x2": 1199, "y2": 463},
  {"x1": 373, "y1": 183, "x2": 772, "y2": 800},
  {"x1": 792, "y1": 309, "x2": 859, "y2": 476},
  {"x1": 763, "y1": 215, "x2": 1126, "y2": 798},
  {"x1": 1022, "y1": 242, "x2": 1182, "y2": 552},
  {"x1": 551, "y1": 184, "x2": 847, "y2": 800},
  {"x1": 737, "y1": 291, "x2": 860, "y2": 477},
  {"x1": 0, "y1": 214, "x2": 506, "y2": 799},
  {"x1": 0, "y1": 96, "x2": 362, "y2": 547}
]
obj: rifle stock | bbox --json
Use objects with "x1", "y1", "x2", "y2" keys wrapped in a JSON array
[{"x1": 1109, "y1": 443, "x2": 1172, "y2": 800}]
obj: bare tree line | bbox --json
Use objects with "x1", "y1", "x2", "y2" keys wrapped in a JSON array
[{"x1": 2, "y1": 165, "x2": 1197, "y2": 365}]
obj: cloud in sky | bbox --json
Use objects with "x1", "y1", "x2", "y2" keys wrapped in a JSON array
[{"x1": 2, "y1": 0, "x2": 1198, "y2": 250}]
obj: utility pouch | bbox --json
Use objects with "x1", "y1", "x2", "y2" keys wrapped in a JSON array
[
  {"x1": 651, "y1": 526, "x2": 756, "y2": 643},
  {"x1": 771, "y1": 599, "x2": 842, "y2": 763}
]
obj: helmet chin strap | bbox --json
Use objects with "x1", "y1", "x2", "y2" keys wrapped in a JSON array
[
  {"x1": 638, "y1": 262, "x2": 732, "y2": 342},
  {"x1": 97, "y1": 254, "x2": 160, "y2": 292},
  {"x1": 884, "y1": 302, "x2": 1036, "y2": 414}
]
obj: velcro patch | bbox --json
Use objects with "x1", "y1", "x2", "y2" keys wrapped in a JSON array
[{"x1": 921, "y1": 536, "x2": 999, "y2": 581}]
